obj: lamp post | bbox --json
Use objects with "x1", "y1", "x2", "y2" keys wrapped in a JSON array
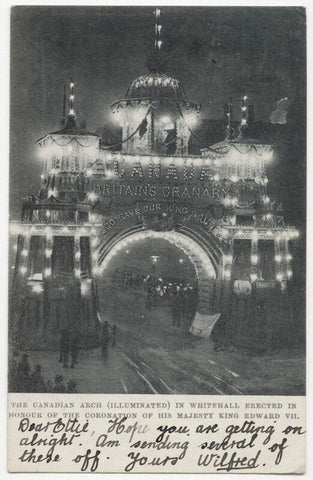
[{"x1": 150, "y1": 255, "x2": 160, "y2": 274}]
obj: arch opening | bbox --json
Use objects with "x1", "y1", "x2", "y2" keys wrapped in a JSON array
[{"x1": 95, "y1": 230, "x2": 219, "y2": 337}]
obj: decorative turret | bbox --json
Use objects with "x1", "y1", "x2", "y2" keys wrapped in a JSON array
[
  {"x1": 36, "y1": 80, "x2": 100, "y2": 201},
  {"x1": 111, "y1": 8, "x2": 201, "y2": 156}
]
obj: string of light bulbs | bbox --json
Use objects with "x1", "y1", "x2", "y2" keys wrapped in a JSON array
[
  {"x1": 154, "y1": 8, "x2": 162, "y2": 50},
  {"x1": 69, "y1": 80, "x2": 75, "y2": 117},
  {"x1": 49, "y1": 136, "x2": 98, "y2": 148}
]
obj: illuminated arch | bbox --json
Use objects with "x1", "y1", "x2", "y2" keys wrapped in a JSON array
[{"x1": 96, "y1": 228, "x2": 222, "y2": 315}]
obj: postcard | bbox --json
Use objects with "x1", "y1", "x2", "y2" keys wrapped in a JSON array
[{"x1": 7, "y1": 5, "x2": 306, "y2": 474}]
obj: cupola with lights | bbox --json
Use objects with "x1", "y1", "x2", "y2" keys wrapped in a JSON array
[{"x1": 111, "y1": 8, "x2": 201, "y2": 156}]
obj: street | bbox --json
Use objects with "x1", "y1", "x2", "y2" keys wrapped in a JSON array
[
  {"x1": 19, "y1": 273, "x2": 306, "y2": 395},
  {"x1": 25, "y1": 312, "x2": 305, "y2": 396}
]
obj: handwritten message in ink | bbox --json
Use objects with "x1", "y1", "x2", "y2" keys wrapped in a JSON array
[{"x1": 8, "y1": 395, "x2": 306, "y2": 473}]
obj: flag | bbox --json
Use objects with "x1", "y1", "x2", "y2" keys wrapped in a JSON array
[
  {"x1": 164, "y1": 128, "x2": 177, "y2": 154},
  {"x1": 189, "y1": 312, "x2": 221, "y2": 338},
  {"x1": 139, "y1": 117, "x2": 148, "y2": 139}
]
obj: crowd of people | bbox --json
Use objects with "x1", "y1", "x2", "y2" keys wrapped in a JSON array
[
  {"x1": 144, "y1": 276, "x2": 197, "y2": 327},
  {"x1": 112, "y1": 267, "x2": 198, "y2": 328},
  {"x1": 9, "y1": 323, "x2": 117, "y2": 393},
  {"x1": 112, "y1": 268, "x2": 147, "y2": 291},
  {"x1": 8, "y1": 351, "x2": 78, "y2": 393}
]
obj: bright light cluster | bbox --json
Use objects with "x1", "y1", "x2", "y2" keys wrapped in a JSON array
[
  {"x1": 232, "y1": 227, "x2": 299, "y2": 241},
  {"x1": 10, "y1": 223, "x2": 101, "y2": 237},
  {"x1": 32, "y1": 283, "x2": 43, "y2": 294},
  {"x1": 251, "y1": 254, "x2": 258, "y2": 264},
  {"x1": 81, "y1": 279, "x2": 92, "y2": 296},
  {"x1": 99, "y1": 147, "x2": 273, "y2": 167}
]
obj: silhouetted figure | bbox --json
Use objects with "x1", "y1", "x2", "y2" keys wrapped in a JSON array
[
  {"x1": 59, "y1": 329, "x2": 70, "y2": 368},
  {"x1": 172, "y1": 293, "x2": 182, "y2": 327},
  {"x1": 112, "y1": 324, "x2": 116, "y2": 347},
  {"x1": 151, "y1": 287, "x2": 158, "y2": 307},
  {"x1": 53, "y1": 374, "x2": 66, "y2": 393},
  {"x1": 31, "y1": 364, "x2": 46, "y2": 393},
  {"x1": 66, "y1": 379, "x2": 78, "y2": 393},
  {"x1": 16, "y1": 353, "x2": 31, "y2": 392},
  {"x1": 146, "y1": 286, "x2": 154, "y2": 310},
  {"x1": 101, "y1": 321, "x2": 110, "y2": 361},
  {"x1": 70, "y1": 333, "x2": 79, "y2": 368}
]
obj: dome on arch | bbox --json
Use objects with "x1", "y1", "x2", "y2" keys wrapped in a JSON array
[{"x1": 125, "y1": 72, "x2": 187, "y2": 101}]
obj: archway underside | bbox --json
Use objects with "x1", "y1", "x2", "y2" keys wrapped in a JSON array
[{"x1": 97, "y1": 228, "x2": 222, "y2": 315}]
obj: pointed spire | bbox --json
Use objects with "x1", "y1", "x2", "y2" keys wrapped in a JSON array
[
  {"x1": 154, "y1": 8, "x2": 162, "y2": 50},
  {"x1": 68, "y1": 79, "x2": 76, "y2": 118},
  {"x1": 146, "y1": 8, "x2": 166, "y2": 72},
  {"x1": 239, "y1": 94, "x2": 248, "y2": 137},
  {"x1": 66, "y1": 79, "x2": 76, "y2": 128},
  {"x1": 225, "y1": 97, "x2": 233, "y2": 139}
]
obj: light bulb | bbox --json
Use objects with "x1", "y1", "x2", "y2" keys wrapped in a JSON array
[
  {"x1": 161, "y1": 115, "x2": 170, "y2": 124},
  {"x1": 251, "y1": 230, "x2": 258, "y2": 241},
  {"x1": 185, "y1": 114, "x2": 198, "y2": 126},
  {"x1": 87, "y1": 191, "x2": 98, "y2": 202},
  {"x1": 32, "y1": 284, "x2": 43, "y2": 294},
  {"x1": 224, "y1": 269, "x2": 231, "y2": 279},
  {"x1": 251, "y1": 254, "x2": 258, "y2": 264}
]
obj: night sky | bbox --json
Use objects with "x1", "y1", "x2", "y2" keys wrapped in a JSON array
[{"x1": 10, "y1": 6, "x2": 306, "y2": 219}]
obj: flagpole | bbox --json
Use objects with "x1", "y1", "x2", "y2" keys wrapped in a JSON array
[{"x1": 149, "y1": 107, "x2": 155, "y2": 153}]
